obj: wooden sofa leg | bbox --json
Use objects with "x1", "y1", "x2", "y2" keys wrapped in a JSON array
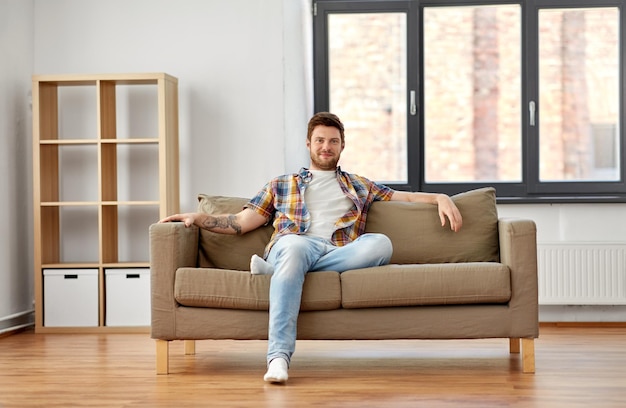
[
  {"x1": 156, "y1": 339, "x2": 169, "y2": 375},
  {"x1": 509, "y1": 337, "x2": 520, "y2": 354},
  {"x1": 521, "y1": 338, "x2": 535, "y2": 373},
  {"x1": 184, "y1": 340, "x2": 196, "y2": 355}
]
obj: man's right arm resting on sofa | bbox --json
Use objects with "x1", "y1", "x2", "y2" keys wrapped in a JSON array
[{"x1": 159, "y1": 208, "x2": 267, "y2": 236}]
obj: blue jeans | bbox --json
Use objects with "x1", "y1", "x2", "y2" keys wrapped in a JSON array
[{"x1": 265, "y1": 233, "x2": 393, "y2": 366}]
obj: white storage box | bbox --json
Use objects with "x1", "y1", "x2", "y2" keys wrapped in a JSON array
[
  {"x1": 43, "y1": 269, "x2": 99, "y2": 327},
  {"x1": 105, "y1": 268, "x2": 151, "y2": 326}
]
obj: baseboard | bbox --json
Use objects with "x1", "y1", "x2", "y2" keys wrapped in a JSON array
[
  {"x1": 539, "y1": 304, "x2": 626, "y2": 323},
  {"x1": 0, "y1": 310, "x2": 35, "y2": 337},
  {"x1": 540, "y1": 321, "x2": 626, "y2": 328}
]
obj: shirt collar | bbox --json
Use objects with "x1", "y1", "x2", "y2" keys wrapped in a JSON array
[{"x1": 298, "y1": 166, "x2": 342, "y2": 183}]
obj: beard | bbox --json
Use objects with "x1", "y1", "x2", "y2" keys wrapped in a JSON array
[{"x1": 310, "y1": 151, "x2": 339, "y2": 170}]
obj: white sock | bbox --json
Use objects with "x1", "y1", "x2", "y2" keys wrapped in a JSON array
[
  {"x1": 264, "y1": 358, "x2": 289, "y2": 383},
  {"x1": 250, "y1": 254, "x2": 274, "y2": 275}
]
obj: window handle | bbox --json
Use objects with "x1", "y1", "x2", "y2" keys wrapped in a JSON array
[
  {"x1": 529, "y1": 100, "x2": 536, "y2": 126},
  {"x1": 410, "y1": 90, "x2": 417, "y2": 116}
]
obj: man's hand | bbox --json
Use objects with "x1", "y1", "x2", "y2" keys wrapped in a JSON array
[
  {"x1": 159, "y1": 213, "x2": 198, "y2": 228},
  {"x1": 390, "y1": 191, "x2": 463, "y2": 232},
  {"x1": 436, "y1": 194, "x2": 463, "y2": 232}
]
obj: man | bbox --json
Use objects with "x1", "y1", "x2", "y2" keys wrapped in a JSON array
[{"x1": 159, "y1": 112, "x2": 462, "y2": 384}]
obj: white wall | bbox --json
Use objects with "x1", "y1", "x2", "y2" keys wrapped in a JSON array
[
  {"x1": 497, "y1": 203, "x2": 626, "y2": 243},
  {"x1": 33, "y1": 0, "x2": 311, "y2": 212},
  {"x1": 0, "y1": 0, "x2": 35, "y2": 332}
]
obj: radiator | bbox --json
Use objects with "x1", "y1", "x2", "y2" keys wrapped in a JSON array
[{"x1": 537, "y1": 243, "x2": 626, "y2": 305}]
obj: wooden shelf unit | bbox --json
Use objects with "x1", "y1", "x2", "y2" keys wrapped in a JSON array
[{"x1": 32, "y1": 73, "x2": 180, "y2": 333}]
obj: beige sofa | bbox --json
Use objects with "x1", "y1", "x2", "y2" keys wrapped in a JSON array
[{"x1": 150, "y1": 187, "x2": 538, "y2": 374}]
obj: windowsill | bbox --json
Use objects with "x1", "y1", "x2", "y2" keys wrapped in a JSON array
[{"x1": 496, "y1": 195, "x2": 626, "y2": 204}]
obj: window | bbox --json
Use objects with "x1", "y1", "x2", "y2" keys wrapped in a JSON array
[
  {"x1": 423, "y1": 4, "x2": 522, "y2": 184},
  {"x1": 313, "y1": 0, "x2": 626, "y2": 201},
  {"x1": 538, "y1": 7, "x2": 620, "y2": 183},
  {"x1": 328, "y1": 12, "x2": 408, "y2": 184}
]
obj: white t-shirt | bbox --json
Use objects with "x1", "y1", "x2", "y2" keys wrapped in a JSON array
[{"x1": 304, "y1": 170, "x2": 353, "y2": 241}]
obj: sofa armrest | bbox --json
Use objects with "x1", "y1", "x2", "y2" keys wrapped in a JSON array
[
  {"x1": 498, "y1": 218, "x2": 539, "y2": 337},
  {"x1": 150, "y1": 222, "x2": 199, "y2": 339}
]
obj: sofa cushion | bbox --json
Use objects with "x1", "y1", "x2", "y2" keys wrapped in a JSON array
[
  {"x1": 174, "y1": 269, "x2": 342, "y2": 311},
  {"x1": 365, "y1": 187, "x2": 499, "y2": 264},
  {"x1": 340, "y1": 262, "x2": 511, "y2": 308},
  {"x1": 196, "y1": 194, "x2": 273, "y2": 270}
]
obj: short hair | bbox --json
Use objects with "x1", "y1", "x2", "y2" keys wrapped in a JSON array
[{"x1": 307, "y1": 112, "x2": 345, "y2": 143}]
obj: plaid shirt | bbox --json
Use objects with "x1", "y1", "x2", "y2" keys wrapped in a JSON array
[{"x1": 245, "y1": 167, "x2": 394, "y2": 256}]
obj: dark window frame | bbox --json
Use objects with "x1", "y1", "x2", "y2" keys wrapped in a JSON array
[{"x1": 313, "y1": 0, "x2": 626, "y2": 203}]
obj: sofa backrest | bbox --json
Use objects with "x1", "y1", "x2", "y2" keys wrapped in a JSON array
[
  {"x1": 196, "y1": 195, "x2": 273, "y2": 270},
  {"x1": 364, "y1": 187, "x2": 499, "y2": 264},
  {"x1": 196, "y1": 187, "x2": 499, "y2": 270}
]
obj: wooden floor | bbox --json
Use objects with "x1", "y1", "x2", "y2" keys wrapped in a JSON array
[{"x1": 0, "y1": 326, "x2": 625, "y2": 407}]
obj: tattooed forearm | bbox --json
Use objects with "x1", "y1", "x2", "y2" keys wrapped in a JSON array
[{"x1": 201, "y1": 214, "x2": 243, "y2": 235}]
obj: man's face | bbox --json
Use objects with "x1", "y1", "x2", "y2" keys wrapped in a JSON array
[{"x1": 307, "y1": 125, "x2": 344, "y2": 171}]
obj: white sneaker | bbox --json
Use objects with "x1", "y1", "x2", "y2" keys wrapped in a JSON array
[{"x1": 264, "y1": 358, "x2": 289, "y2": 383}]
